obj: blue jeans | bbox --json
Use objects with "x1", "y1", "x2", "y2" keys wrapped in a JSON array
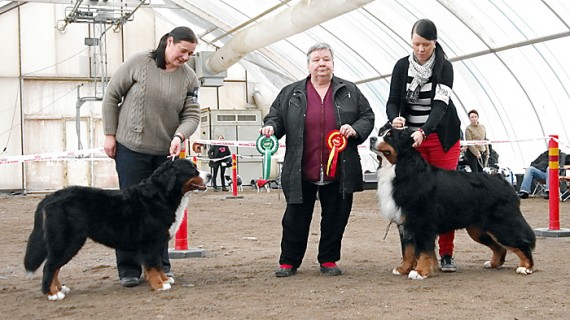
[
  {"x1": 519, "y1": 166, "x2": 548, "y2": 194},
  {"x1": 114, "y1": 143, "x2": 171, "y2": 279}
]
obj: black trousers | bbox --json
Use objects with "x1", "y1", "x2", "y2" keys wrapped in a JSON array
[
  {"x1": 278, "y1": 179, "x2": 353, "y2": 268},
  {"x1": 465, "y1": 149, "x2": 483, "y2": 173},
  {"x1": 211, "y1": 163, "x2": 226, "y2": 188},
  {"x1": 114, "y1": 143, "x2": 171, "y2": 279}
]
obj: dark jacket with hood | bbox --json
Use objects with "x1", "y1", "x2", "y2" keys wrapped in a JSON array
[{"x1": 263, "y1": 76, "x2": 375, "y2": 204}]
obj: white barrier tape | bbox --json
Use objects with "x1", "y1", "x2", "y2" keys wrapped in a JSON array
[
  {"x1": 195, "y1": 139, "x2": 286, "y2": 148},
  {"x1": 461, "y1": 136, "x2": 570, "y2": 150},
  {"x1": 460, "y1": 136, "x2": 550, "y2": 146},
  {"x1": 194, "y1": 154, "x2": 268, "y2": 162},
  {"x1": 551, "y1": 136, "x2": 570, "y2": 150},
  {"x1": 199, "y1": 154, "x2": 233, "y2": 162},
  {"x1": 4, "y1": 135, "x2": 568, "y2": 166},
  {"x1": 0, "y1": 148, "x2": 104, "y2": 165},
  {"x1": 196, "y1": 139, "x2": 371, "y2": 150}
]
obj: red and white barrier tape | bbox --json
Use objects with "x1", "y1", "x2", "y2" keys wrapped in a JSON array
[
  {"x1": 196, "y1": 138, "x2": 371, "y2": 149},
  {"x1": 0, "y1": 148, "x2": 104, "y2": 165},
  {"x1": 460, "y1": 136, "x2": 570, "y2": 150},
  {"x1": 3, "y1": 135, "x2": 568, "y2": 165},
  {"x1": 460, "y1": 136, "x2": 550, "y2": 146},
  {"x1": 195, "y1": 139, "x2": 286, "y2": 148}
]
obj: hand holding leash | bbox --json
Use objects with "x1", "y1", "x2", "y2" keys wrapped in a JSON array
[
  {"x1": 392, "y1": 116, "x2": 406, "y2": 128},
  {"x1": 169, "y1": 133, "x2": 185, "y2": 158}
]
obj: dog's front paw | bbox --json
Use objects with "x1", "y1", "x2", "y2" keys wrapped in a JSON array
[
  {"x1": 48, "y1": 291, "x2": 66, "y2": 301},
  {"x1": 408, "y1": 270, "x2": 427, "y2": 280},
  {"x1": 516, "y1": 267, "x2": 533, "y2": 275},
  {"x1": 159, "y1": 282, "x2": 172, "y2": 291},
  {"x1": 483, "y1": 261, "x2": 503, "y2": 269},
  {"x1": 392, "y1": 268, "x2": 401, "y2": 275}
]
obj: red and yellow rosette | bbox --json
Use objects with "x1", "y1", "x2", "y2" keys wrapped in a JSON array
[{"x1": 326, "y1": 130, "x2": 347, "y2": 178}]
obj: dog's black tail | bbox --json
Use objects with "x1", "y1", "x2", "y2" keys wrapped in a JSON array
[{"x1": 24, "y1": 199, "x2": 48, "y2": 274}]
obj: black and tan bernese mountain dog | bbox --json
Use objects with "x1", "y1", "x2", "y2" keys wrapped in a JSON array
[
  {"x1": 24, "y1": 159, "x2": 208, "y2": 300},
  {"x1": 370, "y1": 122, "x2": 535, "y2": 279}
]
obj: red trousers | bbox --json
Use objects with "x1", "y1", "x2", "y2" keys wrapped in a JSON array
[{"x1": 416, "y1": 133, "x2": 460, "y2": 257}]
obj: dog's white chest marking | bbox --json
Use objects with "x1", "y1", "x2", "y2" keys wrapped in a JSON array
[
  {"x1": 376, "y1": 162, "x2": 402, "y2": 224},
  {"x1": 170, "y1": 195, "x2": 189, "y2": 237}
]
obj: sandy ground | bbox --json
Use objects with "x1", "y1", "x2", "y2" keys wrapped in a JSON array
[{"x1": 1, "y1": 188, "x2": 569, "y2": 320}]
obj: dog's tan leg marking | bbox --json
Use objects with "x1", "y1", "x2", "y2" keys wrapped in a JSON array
[
  {"x1": 410, "y1": 252, "x2": 435, "y2": 279},
  {"x1": 52, "y1": 268, "x2": 71, "y2": 294},
  {"x1": 48, "y1": 268, "x2": 60, "y2": 297},
  {"x1": 508, "y1": 247, "x2": 534, "y2": 275},
  {"x1": 466, "y1": 227, "x2": 506, "y2": 269},
  {"x1": 145, "y1": 268, "x2": 171, "y2": 291},
  {"x1": 394, "y1": 244, "x2": 415, "y2": 275},
  {"x1": 47, "y1": 268, "x2": 67, "y2": 301},
  {"x1": 158, "y1": 270, "x2": 175, "y2": 284}
]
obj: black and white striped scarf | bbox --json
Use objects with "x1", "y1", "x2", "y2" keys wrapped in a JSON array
[{"x1": 406, "y1": 52, "x2": 436, "y2": 103}]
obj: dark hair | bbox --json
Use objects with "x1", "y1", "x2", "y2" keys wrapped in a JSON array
[
  {"x1": 411, "y1": 19, "x2": 448, "y2": 84},
  {"x1": 468, "y1": 109, "x2": 479, "y2": 117},
  {"x1": 150, "y1": 26, "x2": 197, "y2": 69}
]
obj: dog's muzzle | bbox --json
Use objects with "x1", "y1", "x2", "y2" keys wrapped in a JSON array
[{"x1": 369, "y1": 136, "x2": 383, "y2": 168}]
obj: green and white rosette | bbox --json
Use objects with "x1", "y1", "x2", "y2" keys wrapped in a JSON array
[{"x1": 256, "y1": 135, "x2": 279, "y2": 179}]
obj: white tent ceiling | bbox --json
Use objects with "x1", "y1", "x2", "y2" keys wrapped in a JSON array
[{"x1": 3, "y1": 0, "x2": 570, "y2": 170}]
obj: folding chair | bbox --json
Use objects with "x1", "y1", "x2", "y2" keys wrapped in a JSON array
[
  {"x1": 560, "y1": 168, "x2": 570, "y2": 202},
  {"x1": 530, "y1": 180, "x2": 547, "y2": 197}
]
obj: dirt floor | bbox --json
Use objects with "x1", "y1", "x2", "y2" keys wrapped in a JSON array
[{"x1": 1, "y1": 188, "x2": 569, "y2": 320}]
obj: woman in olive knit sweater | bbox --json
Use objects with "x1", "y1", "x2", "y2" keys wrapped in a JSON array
[{"x1": 102, "y1": 26, "x2": 200, "y2": 288}]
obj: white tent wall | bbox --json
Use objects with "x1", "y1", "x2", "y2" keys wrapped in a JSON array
[
  {"x1": 2, "y1": 0, "x2": 570, "y2": 191},
  {"x1": 0, "y1": 3, "x2": 254, "y2": 192}
]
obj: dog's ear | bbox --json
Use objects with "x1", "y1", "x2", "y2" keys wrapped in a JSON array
[
  {"x1": 377, "y1": 121, "x2": 392, "y2": 136},
  {"x1": 398, "y1": 128, "x2": 416, "y2": 150}
]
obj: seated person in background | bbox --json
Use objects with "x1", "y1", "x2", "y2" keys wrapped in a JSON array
[
  {"x1": 464, "y1": 109, "x2": 489, "y2": 173},
  {"x1": 518, "y1": 149, "x2": 567, "y2": 199}
]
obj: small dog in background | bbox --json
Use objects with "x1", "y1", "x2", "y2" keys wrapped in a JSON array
[
  {"x1": 224, "y1": 174, "x2": 243, "y2": 191},
  {"x1": 251, "y1": 178, "x2": 276, "y2": 193}
]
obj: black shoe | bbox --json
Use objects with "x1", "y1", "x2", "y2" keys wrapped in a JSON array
[
  {"x1": 440, "y1": 255, "x2": 457, "y2": 272},
  {"x1": 275, "y1": 265, "x2": 297, "y2": 277},
  {"x1": 543, "y1": 191, "x2": 549, "y2": 199},
  {"x1": 319, "y1": 263, "x2": 343, "y2": 276},
  {"x1": 222, "y1": 187, "x2": 229, "y2": 192},
  {"x1": 518, "y1": 191, "x2": 529, "y2": 199},
  {"x1": 120, "y1": 277, "x2": 140, "y2": 288}
]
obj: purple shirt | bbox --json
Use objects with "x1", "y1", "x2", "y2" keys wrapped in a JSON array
[{"x1": 302, "y1": 79, "x2": 338, "y2": 182}]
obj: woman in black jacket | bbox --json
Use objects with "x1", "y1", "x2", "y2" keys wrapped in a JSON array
[
  {"x1": 262, "y1": 42, "x2": 374, "y2": 277},
  {"x1": 208, "y1": 135, "x2": 231, "y2": 191}
]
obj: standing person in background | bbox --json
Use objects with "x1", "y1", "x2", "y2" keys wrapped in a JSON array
[
  {"x1": 386, "y1": 19, "x2": 461, "y2": 272},
  {"x1": 261, "y1": 42, "x2": 374, "y2": 278},
  {"x1": 102, "y1": 26, "x2": 201, "y2": 288},
  {"x1": 208, "y1": 135, "x2": 231, "y2": 191},
  {"x1": 464, "y1": 109, "x2": 489, "y2": 173}
]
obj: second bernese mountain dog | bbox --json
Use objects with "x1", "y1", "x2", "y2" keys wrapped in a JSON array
[{"x1": 370, "y1": 122, "x2": 535, "y2": 279}]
